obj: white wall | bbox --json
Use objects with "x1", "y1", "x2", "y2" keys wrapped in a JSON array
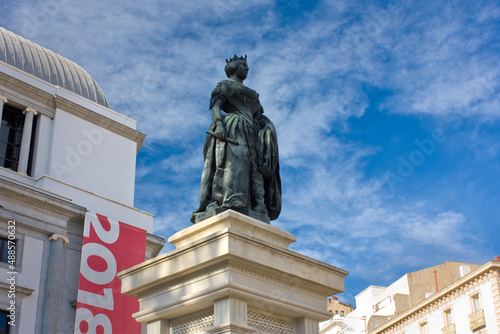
[
  {"x1": 49, "y1": 109, "x2": 137, "y2": 206},
  {"x1": 354, "y1": 286, "x2": 386, "y2": 319}
]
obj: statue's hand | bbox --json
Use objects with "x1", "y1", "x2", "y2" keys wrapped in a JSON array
[{"x1": 214, "y1": 123, "x2": 227, "y2": 141}]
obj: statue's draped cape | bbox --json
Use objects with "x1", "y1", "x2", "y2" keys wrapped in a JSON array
[{"x1": 191, "y1": 80, "x2": 281, "y2": 223}]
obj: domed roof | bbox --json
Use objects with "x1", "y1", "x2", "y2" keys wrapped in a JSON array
[{"x1": 0, "y1": 27, "x2": 109, "y2": 108}]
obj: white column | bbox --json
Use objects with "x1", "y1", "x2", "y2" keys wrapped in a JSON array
[
  {"x1": 147, "y1": 319, "x2": 169, "y2": 334},
  {"x1": 0, "y1": 96, "x2": 7, "y2": 123},
  {"x1": 17, "y1": 107, "x2": 37, "y2": 174},
  {"x1": 41, "y1": 233, "x2": 69, "y2": 334},
  {"x1": 30, "y1": 113, "x2": 52, "y2": 178},
  {"x1": 296, "y1": 317, "x2": 320, "y2": 334},
  {"x1": 207, "y1": 297, "x2": 255, "y2": 334}
]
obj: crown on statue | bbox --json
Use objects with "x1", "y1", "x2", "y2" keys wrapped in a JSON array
[{"x1": 226, "y1": 54, "x2": 247, "y2": 64}]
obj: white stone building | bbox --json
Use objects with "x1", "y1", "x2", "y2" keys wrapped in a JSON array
[
  {"x1": 369, "y1": 260, "x2": 500, "y2": 334},
  {"x1": 0, "y1": 26, "x2": 164, "y2": 334},
  {"x1": 320, "y1": 260, "x2": 500, "y2": 334}
]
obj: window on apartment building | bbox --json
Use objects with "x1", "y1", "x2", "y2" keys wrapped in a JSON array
[
  {"x1": 0, "y1": 310, "x2": 10, "y2": 334},
  {"x1": 443, "y1": 308, "x2": 453, "y2": 326},
  {"x1": 0, "y1": 236, "x2": 15, "y2": 264},
  {"x1": 419, "y1": 321, "x2": 429, "y2": 334},
  {"x1": 471, "y1": 293, "x2": 482, "y2": 312},
  {"x1": 0, "y1": 104, "x2": 36, "y2": 175}
]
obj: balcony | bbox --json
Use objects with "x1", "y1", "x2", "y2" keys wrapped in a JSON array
[
  {"x1": 469, "y1": 309, "x2": 486, "y2": 331},
  {"x1": 441, "y1": 323, "x2": 456, "y2": 334}
]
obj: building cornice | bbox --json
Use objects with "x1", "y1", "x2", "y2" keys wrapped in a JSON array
[
  {"x1": 53, "y1": 95, "x2": 145, "y2": 153},
  {"x1": 0, "y1": 65, "x2": 145, "y2": 153},
  {"x1": 0, "y1": 281, "x2": 34, "y2": 296},
  {"x1": 0, "y1": 173, "x2": 87, "y2": 235}
]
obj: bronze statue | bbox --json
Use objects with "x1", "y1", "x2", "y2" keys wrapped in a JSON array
[{"x1": 191, "y1": 55, "x2": 281, "y2": 224}]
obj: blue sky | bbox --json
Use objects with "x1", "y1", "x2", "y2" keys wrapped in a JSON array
[{"x1": 2, "y1": 0, "x2": 499, "y2": 305}]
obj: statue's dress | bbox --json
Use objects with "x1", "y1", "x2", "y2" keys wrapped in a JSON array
[{"x1": 191, "y1": 80, "x2": 281, "y2": 223}]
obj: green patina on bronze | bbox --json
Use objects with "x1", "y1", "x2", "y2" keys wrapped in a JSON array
[{"x1": 191, "y1": 55, "x2": 281, "y2": 224}]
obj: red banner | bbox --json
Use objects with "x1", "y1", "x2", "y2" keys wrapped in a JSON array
[{"x1": 75, "y1": 212, "x2": 146, "y2": 334}]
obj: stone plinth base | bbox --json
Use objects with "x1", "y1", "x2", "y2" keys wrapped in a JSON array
[{"x1": 119, "y1": 210, "x2": 348, "y2": 334}]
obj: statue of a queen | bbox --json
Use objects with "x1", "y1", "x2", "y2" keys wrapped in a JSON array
[{"x1": 191, "y1": 55, "x2": 281, "y2": 224}]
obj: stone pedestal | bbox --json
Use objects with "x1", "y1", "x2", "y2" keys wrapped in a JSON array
[{"x1": 119, "y1": 210, "x2": 348, "y2": 334}]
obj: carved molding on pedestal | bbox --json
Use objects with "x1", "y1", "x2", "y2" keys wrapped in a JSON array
[
  {"x1": 137, "y1": 259, "x2": 332, "y2": 302},
  {"x1": 137, "y1": 261, "x2": 229, "y2": 299}
]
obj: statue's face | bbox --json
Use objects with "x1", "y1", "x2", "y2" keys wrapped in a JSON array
[{"x1": 235, "y1": 61, "x2": 249, "y2": 81}]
